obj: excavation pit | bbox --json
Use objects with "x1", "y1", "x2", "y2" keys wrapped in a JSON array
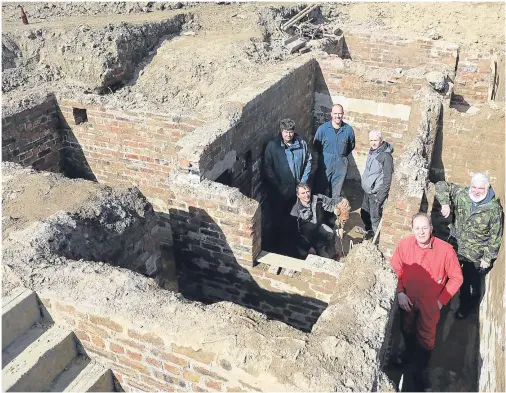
[{"x1": 2, "y1": 3, "x2": 505, "y2": 392}]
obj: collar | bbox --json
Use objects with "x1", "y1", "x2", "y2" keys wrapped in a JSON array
[{"x1": 279, "y1": 135, "x2": 299, "y2": 148}]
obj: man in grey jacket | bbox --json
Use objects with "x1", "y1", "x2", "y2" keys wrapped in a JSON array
[{"x1": 359, "y1": 130, "x2": 394, "y2": 237}]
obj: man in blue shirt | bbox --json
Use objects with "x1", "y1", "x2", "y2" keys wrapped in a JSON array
[{"x1": 314, "y1": 104, "x2": 356, "y2": 198}]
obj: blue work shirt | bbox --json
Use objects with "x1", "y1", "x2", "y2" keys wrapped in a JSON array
[
  {"x1": 314, "y1": 121, "x2": 355, "y2": 175},
  {"x1": 264, "y1": 134, "x2": 312, "y2": 200}
]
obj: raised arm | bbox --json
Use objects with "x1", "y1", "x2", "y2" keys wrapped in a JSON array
[{"x1": 435, "y1": 181, "x2": 462, "y2": 218}]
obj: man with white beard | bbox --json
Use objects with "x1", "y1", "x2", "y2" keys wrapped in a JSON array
[{"x1": 435, "y1": 172, "x2": 503, "y2": 319}]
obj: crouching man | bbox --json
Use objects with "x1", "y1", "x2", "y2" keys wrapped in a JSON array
[{"x1": 290, "y1": 183, "x2": 350, "y2": 259}]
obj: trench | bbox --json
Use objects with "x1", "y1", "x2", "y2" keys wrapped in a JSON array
[{"x1": 3, "y1": 19, "x2": 504, "y2": 390}]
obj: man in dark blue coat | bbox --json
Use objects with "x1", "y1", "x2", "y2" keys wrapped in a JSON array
[
  {"x1": 264, "y1": 118, "x2": 312, "y2": 251},
  {"x1": 314, "y1": 104, "x2": 355, "y2": 198}
]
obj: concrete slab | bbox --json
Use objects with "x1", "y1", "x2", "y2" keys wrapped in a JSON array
[
  {"x1": 65, "y1": 361, "x2": 114, "y2": 392},
  {"x1": 2, "y1": 287, "x2": 41, "y2": 350},
  {"x1": 2, "y1": 326, "x2": 78, "y2": 392},
  {"x1": 2, "y1": 323, "x2": 48, "y2": 368}
]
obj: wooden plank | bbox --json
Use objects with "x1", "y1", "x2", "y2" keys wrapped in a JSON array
[{"x1": 256, "y1": 251, "x2": 304, "y2": 272}]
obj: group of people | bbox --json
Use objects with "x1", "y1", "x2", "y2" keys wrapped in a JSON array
[
  {"x1": 264, "y1": 104, "x2": 394, "y2": 259},
  {"x1": 263, "y1": 104, "x2": 503, "y2": 392},
  {"x1": 390, "y1": 173, "x2": 503, "y2": 391}
]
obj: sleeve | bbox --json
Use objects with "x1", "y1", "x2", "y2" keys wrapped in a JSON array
[
  {"x1": 376, "y1": 153, "x2": 394, "y2": 204},
  {"x1": 435, "y1": 181, "x2": 461, "y2": 206},
  {"x1": 438, "y1": 247, "x2": 463, "y2": 305},
  {"x1": 483, "y1": 208, "x2": 504, "y2": 261},
  {"x1": 389, "y1": 244, "x2": 405, "y2": 293},
  {"x1": 264, "y1": 142, "x2": 279, "y2": 190},
  {"x1": 319, "y1": 194, "x2": 341, "y2": 212},
  {"x1": 301, "y1": 140, "x2": 312, "y2": 183},
  {"x1": 347, "y1": 126, "x2": 356, "y2": 156},
  {"x1": 313, "y1": 126, "x2": 323, "y2": 154}
]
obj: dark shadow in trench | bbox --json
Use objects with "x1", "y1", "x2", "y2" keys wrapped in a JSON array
[{"x1": 170, "y1": 206, "x2": 328, "y2": 333}]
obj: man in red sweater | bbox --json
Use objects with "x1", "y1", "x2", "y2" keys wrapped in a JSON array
[{"x1": 390, "y1": 212, "x2": 463, "y2": 391}]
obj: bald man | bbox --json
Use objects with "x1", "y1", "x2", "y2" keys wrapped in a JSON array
[
  {"x1": 359, "y1": 130, "x2": 394, "y2": 238},
  {"x1": 313, "y1": 104, "x2": 356, "y2": 198}
]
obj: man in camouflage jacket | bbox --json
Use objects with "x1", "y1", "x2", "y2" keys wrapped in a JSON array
[{"x1": 435, "y1": 172, "x2": 503, "y2": 319}]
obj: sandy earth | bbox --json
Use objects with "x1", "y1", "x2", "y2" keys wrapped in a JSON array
[{"x1": 2, "y1": 2, "x2": 504, "y2": 117}]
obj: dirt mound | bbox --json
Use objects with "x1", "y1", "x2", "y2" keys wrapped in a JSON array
[{"x1": 1, "y1": 2, "x2": 192, "y2": 24}]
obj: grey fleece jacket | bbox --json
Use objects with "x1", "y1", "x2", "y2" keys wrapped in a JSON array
[{"x1": 361, "y1": 141, "x2": 394, "y2": 204}]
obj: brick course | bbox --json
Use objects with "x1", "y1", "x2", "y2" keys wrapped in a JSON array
[
  {"x1": 41, "y1": 298, "x2": 260, "y2": 392},
  {"x1": 2, "y1": 95, "x2": 61, "y2": 171}
]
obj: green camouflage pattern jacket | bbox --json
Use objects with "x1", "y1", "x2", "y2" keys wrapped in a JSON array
[{"x1": 435, "y1": 181, "x2": 503, "y2": 263}]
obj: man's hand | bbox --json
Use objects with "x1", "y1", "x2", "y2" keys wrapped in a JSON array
[
  {"x1": 437, "y1": 300, "x2": 443, "y2": 310},
  {"x1": 308, "y1": 247, "x2": 317, "y2": 255},
  {"x1": 398, "y1": 292, "x2": 413, "y2": 312},
  {"x1": 480, "y1": 259, "x2": 490, "y2": 269},
  {"x1": 441, "y1": 204, "x2": 451, "y2": 218}
]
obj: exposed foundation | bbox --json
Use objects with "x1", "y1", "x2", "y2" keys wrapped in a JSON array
[{"x1": 2, "y1": 3, "x2": 505, "y2": 392}]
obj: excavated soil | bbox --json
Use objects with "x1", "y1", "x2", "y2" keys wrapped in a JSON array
[{"x1": 2, "y1": 2, "x2": 504, "y2": 116}]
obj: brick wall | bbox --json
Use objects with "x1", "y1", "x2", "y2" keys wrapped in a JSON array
[
  {"x1": 379, "y1": 89, "x2": 445, "y2": 259},
  {"x1": 177, "y1": 58, "x2": 314, "y2": 190},
  {"x1": 343, "y1": 32, "x2": 459, "y2": 69},
  {"x1": 452, "y1": 50, "x2": 499, "y2": 105},
  {"x1": 166, "y1": 173, "x2": 342, "y2": 331},
  {"x1": 314, "y1": 58, "x2": 413, "y2": 177},
  {"x1": 429, "y1": 105, "x2": 505, "y2": 186},
  {"x1": 316, "y1": 59, "x2": 425, "y2": 106},
  {"x1": 41, "y1": 298, "x2": 258, "y2": 393},
  {"x1": 2, "y1": 95, "x2": 61, "y2": 171},
  {"x1": 57, "y1": 98, "x2": 205, "y2": 189}
]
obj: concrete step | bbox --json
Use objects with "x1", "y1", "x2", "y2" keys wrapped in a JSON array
[
  {"x1": 2, "y1": 326, "x2": 78, "y2": 392},
  {"x1": 2, "y1": 287, "x2": 41, "y2": 350},
  {"x1": 2, "y1": 322, "x2": 49, "y2": 368},
  {"x1": 43, "y1": 355, "x2": 90, "y2": 392},
  {"x1": 62, "y1": 359, "x2": 114, "y2": 392}
]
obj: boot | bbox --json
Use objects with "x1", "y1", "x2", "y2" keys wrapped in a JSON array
[{"x1": 412, "y1": 345, "x2": 432, "y2": 391}]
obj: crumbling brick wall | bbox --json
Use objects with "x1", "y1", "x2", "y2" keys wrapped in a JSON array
[
  {"x1": 380, "y1": 87, "x2": 445, "y2": 259},
  {"x1": 2, "y1": 95, "x2": 61, "y2": 172}
]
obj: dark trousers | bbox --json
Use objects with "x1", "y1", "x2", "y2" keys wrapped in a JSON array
[
  {"x1": 400, "y1": 305, "x2": 434, "y2": 391},
  {"x1": 459, "y1": 260, "x2": 483, "y2": 315},
  {"x1": 269, "y1": 193, "x2": 296, "y2": 254},
  {"x1": 360, "y1": 193, "x2": 383, "y2": 232}
]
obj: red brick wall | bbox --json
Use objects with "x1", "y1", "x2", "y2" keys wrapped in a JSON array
[
  {"x1": 41, "y1": 298, "x2": 256, "y2": 393},
  {"x1": 167, "y1": 176, "x2": 339, "y2": 332},
  {"x1": 343, "y1": 32, "x2": 459, "y2": 69},
  {"x1": 429, "y1": 107, "x2": 505, "y2": 186},
  {"x1": 317, "y1": 62, "x2": 425, "y2": 105},
  {"x1": 452, "y1": 50, "x2": 496, "y2": 105},
  {"x1": 2, "y1": 96, "x2": 61, "y2": 171},
  {"x1": 58, "y1": 99, "x2": 205, "y2": 191}
]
